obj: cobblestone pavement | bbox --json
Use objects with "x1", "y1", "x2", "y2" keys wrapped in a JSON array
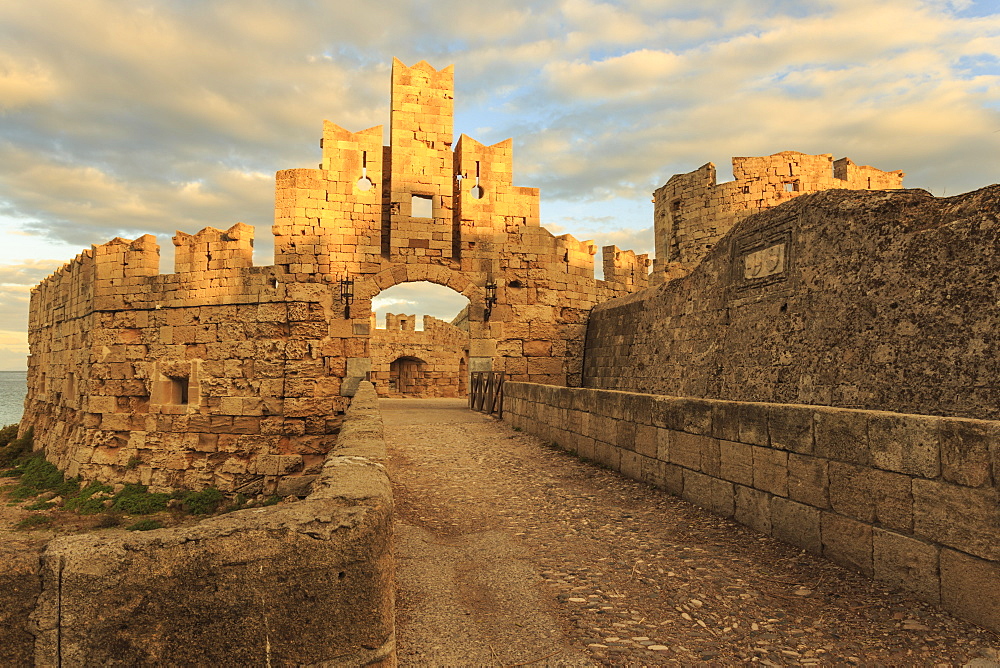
[{"x1": 384, "y1": 398, "x2": 1000, "y2": 667}]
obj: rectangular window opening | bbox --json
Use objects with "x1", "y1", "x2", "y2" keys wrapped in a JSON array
[
  {"x1": 784, "y1": 181, "x2": 799, "y2": 192},
  {"x1": 168, "y1": 376, "x2": 189, "y2": 405},
  {"x1": 411, "y1": 194, "x2": 433, "y2": 218}
]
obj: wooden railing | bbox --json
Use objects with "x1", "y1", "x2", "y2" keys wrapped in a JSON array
[{"x1": 469, "y1": 371, "x2": 504, "y2": 417}]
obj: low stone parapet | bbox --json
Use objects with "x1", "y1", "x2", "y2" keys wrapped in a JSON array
[
  {"x1": 504, "y1": 382, "x2": 1000, "y2": 634},
  {"x1": 2, "y1": 381, "x2": 395, "y2": 667}
]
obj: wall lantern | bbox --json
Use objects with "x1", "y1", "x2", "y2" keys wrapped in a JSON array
[
  {"x1": 340, "y1": 277, "x2": 355, "y2": 319},
  {"x1": 484, "y1": 281, "x2": 498, "y2": 321}
]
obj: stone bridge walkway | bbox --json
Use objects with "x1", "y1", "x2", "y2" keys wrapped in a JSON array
[{"x1": 382, "y1": 398, "x2": 998, "y2": 667}]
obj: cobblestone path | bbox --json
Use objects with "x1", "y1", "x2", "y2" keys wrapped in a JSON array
[{"x1": 384, "y1": 398, "x2": 999, "y2": 667}]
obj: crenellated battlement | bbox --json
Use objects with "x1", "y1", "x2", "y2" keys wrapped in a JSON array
[
  {"x1": 173, "y1": 223, "x2": 253, "y2": 273},
  {"x1": 602, "y1": 245, "x2": 650, "y2": 289},
  {"x1": 652, "y1": 151, "x2": 904, "y2": 278}
]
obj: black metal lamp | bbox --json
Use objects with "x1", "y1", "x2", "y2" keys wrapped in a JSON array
[
  {"x1": 484, "y1": 281, "x2": 498, "y2": 321},
  {"x1": 340, "y1": 277, "x2": 354, "y2": 319}
]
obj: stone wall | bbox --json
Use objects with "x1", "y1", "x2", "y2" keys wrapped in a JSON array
[
  {"x1": 24, "y1": 236, "x2": 346, "y2": 493},
  {"x1": 0, "y1": 382, "x2": 396, "y2": 667},
  {"x1": 503, "y1": 382, "x2": 1000, "y2": 635},
  {"x1": 369, "y1": 314, "x2": 469, "y2": 397},
  {"x1": 651, "y1": 151, "x2": 903, "y2": 280},
  {"x1": 587, "y1": 185, "x2": 1000, "y2": 420}
]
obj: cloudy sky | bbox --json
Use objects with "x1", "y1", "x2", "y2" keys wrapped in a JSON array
[{"x1": 1, "y1": 0, "x2": 998, "y2": 367}]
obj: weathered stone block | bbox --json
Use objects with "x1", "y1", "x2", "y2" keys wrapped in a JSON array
[
  {"x1": 787, "y1": 453, "x2": 828, "y2": 509},
  {"x1": 821, "y1": 512, "x2": 873, "y2": 577},
  {"x1": 576, "y1": 435, "x2": 596, "y2": 461},
  {"x1": 712, "y1": 402, "x2": 740, "y2": 442},
  {"x1": 829, "y1": 462, "x2": 912, "y2": 531},
  {"x1": 815, "y1": 407, "x2": 870, "y2": 465},
  {"x1": 872, "y1": 528, "x2": 940, "y2": 604},
  {"x1": 275, "y1": 474, "x2": 318, "y2": 497},
  {"x1": 634, "y1": 424, "x2": 657, "y2": 458},
  {"x1": 771, "y1": 497, "x2": 821, "y2": 555},
  {"x1": 701, "y1": 437, "x2": 721, "y2": 477},
  {"x1": 619, "y1": 450, "x2": 644, "y2": 481},
  {"x1": 653, "y1": 396, "x2": 713, "y2": 434},
  {"x1": 867, "y1": 412, "x2": 940, "y2": 478},
  {"x1": 660, "y1": 462, "x2": 684, "y2": 496},
  {"x1": 593, "y1": 439, "x2": 621, "y2": 471},
  {"x1": 670, "y1": 431, "x2": 709, "y2": 470},
  {"x1": 655, "y1": 427, "x2": 671, "y2": 462},
  {"x1": 769, "y1": 404, "x2": 814, "y2": 454},
  {"x1": 940, "y1": 548, "x2": 1000, "y2": 633},
  {"x1": 682, "y1": 470, "x2": 734, "y2": 517},
  {"x1": 939, "y1": 418, "x2": 994, "y2": 488},
  {"x1": 719, "y1": 440, "x2": 754, "y2": 486},
  {"x1": 734, "y1": 484, "x2": 772, "y2": 535},
  {"x1": 913, "y1": 478, "x2": 1000, "y2": 561},
  {"x1": 614, "y1": 419, "x2": 637, "y2": 452},
  {"x1": 738, "y1": 403, "x2": 769, "y2": 446},
  {"x1": 752, "y1": 446, "x2": 788, "y2": 497},
  {"x1": 0, "y1": 538, "x2": 42, "y2": 668}
]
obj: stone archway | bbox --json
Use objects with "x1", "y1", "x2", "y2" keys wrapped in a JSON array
[
  {"x1": 342, "y1": 265, "x2": 489, "y2": 397},
  {"x1": 353, "y1": 264, "x2": 483, "y2": 307}
]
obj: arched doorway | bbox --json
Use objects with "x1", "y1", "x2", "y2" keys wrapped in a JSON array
[
  {"x1": 367, "y1": 280, "x2": 471, "y2": 398},
  {"x1": 388, "y1": 356, "x2": 424, "y2": 395}
]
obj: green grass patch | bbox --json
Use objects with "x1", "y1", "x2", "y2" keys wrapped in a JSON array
[
  {"x1": 0, "y1": 426, "x2": 32, "y2": 468},
  {"x1": 16, "y1": 514, "x2": 52, "y2": 531},
  {"x1": 64, "y1": 480, "x2": 115, "y2": 514},
  {"x1": 126, "y1": 519, "x2": 164, "y2": 531},
  {"x1": 178, "y1": 487, "x2": 225, "y2": 515},
  {"x1": 9, "y1": 453, "x2": 80, "y2": 500},
  {"x1": 111, "y1": 484, "x2": 170, "y2": 515}
]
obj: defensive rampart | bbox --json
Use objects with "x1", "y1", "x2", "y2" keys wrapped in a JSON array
[
  {"x1": 504, "y1": 382, "x2": 1000, "y2": 634},
  {"x1": 652, "y1": 151, "x2": 904, "y2": 279},
  {"x1": 22, "y1": 58, "x2": 650, "y2": 493},
  {"x1": 588, "y1": 185, "x2": 1000, "y2": 420},
  {"x1": 0, "y1": 381, "x2": 395, "y2": 667}
]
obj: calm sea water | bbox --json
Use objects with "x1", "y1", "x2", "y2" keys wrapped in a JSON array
[{"x1": 0, "y1": 371, "x2": 27, "y2": 428}]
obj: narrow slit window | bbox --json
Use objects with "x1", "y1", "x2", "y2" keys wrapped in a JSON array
[
  {"x1": 357, "y1": 151, "x2": 373, "y2": 191},
  {"x1": 470, "y1": 160, "x2": 484, "y2": 199}
]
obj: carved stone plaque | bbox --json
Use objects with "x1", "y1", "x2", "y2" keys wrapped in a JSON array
[
  {"x1": 743, "y1": 243, "x2": 786, "y2": 280},
  {"x1": 731, "y1": 217, "x2": 793, "y2": 298}
]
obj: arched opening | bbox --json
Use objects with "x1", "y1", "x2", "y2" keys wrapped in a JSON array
[
  {"x1": 368, "y1": 281, "x2": 470, "y2": 398},
  {"x1": 388, "y1": 356, "x2": 425, "y2": 394}
]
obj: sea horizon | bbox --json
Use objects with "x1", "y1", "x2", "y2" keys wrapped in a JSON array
[{"x1": 0, "y1": 370, "x2": 28, "y2": 428}]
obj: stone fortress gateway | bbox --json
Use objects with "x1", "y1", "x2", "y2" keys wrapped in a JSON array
[
  {"x1": 21, "y1": 57, "x2": 910, "y2": 499},
  {"x1": 22, "y1": 59, "x2": 657, "y2": 495}
]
